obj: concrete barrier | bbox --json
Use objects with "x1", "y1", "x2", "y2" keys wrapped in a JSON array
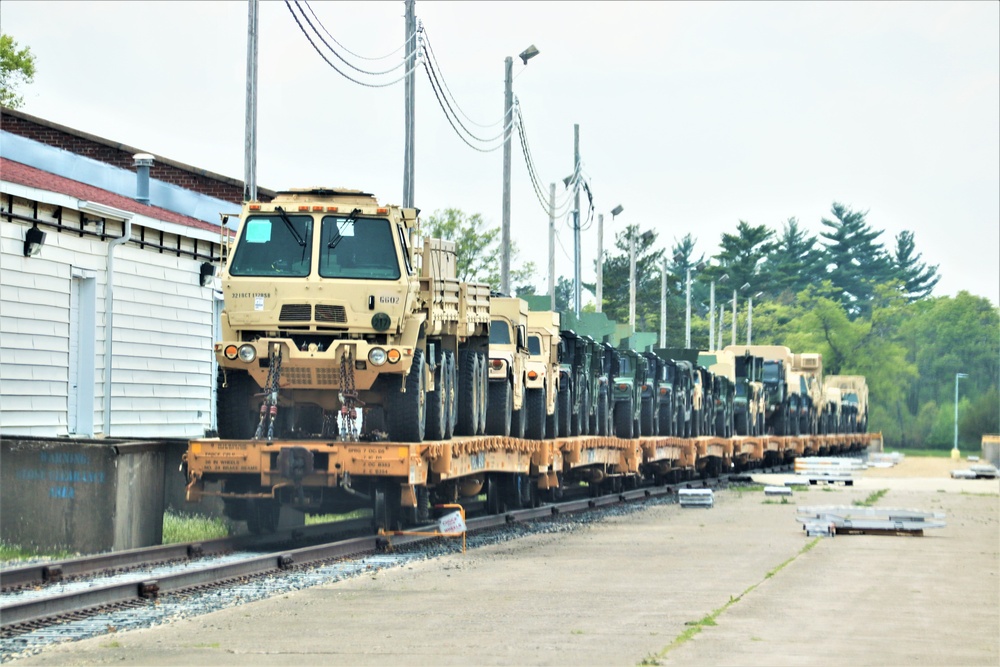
[
  {"x1": 1, "y1": 438, "x2": 167, "y2": 554},
  {"x1": 982, "y1": 435, "x2": 1000, "y2": 468}
]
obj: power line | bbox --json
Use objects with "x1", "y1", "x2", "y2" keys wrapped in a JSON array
[
  {"x1": 301, "y1": 0, "x2": 416, "y2": 62},
  {"x1": 422, "y1": 27, "x2": 506, "y2": 130}
]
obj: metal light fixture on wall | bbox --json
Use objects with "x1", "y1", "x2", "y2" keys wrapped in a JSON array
[
  {"x1": 23, "y1": 226, "x2": 46, "y2": 257},
  {"x1": 200, "y1": 262, "x2": 216, "y2": 287}
]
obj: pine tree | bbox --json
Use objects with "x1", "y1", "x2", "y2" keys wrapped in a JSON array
[
  {"x1": 818, "y1": 203, "x2": 893, "y2": 317},
  {"x1": 892, "y1": 230, "x2": 940, "y2": 301},
  {"x1": 767, "y1": 217, "x2": 823, "y2": 299}
]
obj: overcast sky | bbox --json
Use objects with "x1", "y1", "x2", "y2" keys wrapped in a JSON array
[{"x1": 4, "y1": 1, "x2": 998, "y2": 306}]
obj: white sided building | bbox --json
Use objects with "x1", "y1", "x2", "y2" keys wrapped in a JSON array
[{"x1": 1, "y1": 142, "x2": 239, "y2": 438}]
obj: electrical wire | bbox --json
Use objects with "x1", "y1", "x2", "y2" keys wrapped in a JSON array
[
  {"x1": 422, "y1": 26, "x2": 506, "y2": 129},
  {"x1": 301, "y1": 0, "x2": 416, "y2": 62},
  {"x1": 422, "y1": 42, "x2": 511, "y2": 144},
  {"x1": 285, "y1": 0, "x2": 418, "y2": 87},
  {"x1": 422, "y1": 59, "x2": 511, "y2": 152},
  {"x1": 514, "y1": 98, "x2": 576, "y2": 217},
  {"x1": 295, "y1": 1, "x2": 407, "y2": 75}
]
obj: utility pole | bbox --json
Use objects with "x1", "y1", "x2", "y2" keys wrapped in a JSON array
[
  {"x1": 402, "y1": 0, "x2": 416, "y2": 208},
  {"x1": 243, "y1": 0, "x2": 258, "y2": 202},
  {"x1": 596, "y1": 213, "x2": 604, "y2": 313},
  {"x1": 709, "y1": 281, "x2": 716, "y2": 350},
  {"x1": 954, "y1": 372, "x2": 968, "y2": 457},
  {"x1": 660, "y1": 257, "x2": 667, "y2": 347},
  {"x1": 500, "y1": 56, "x2": 513, "y2": 294},
  {"x1": 685, "y1": 267, "x2": 692, "y2": 348},
  {"x1": 718, "y1": 304, "x2": 725, "y2": 348},
  {"x1": 549, "y1": 183, "x2": 556, "y2": 310},
  {"x1": 572, "y1": 124, "x2": 581, "y2": 315},
  {"x1": 629, "y1": 231, "x2": 637, "y2": 328},
  {"x1": 731, "y1": 289, "x2": 737, "y2": 347}
]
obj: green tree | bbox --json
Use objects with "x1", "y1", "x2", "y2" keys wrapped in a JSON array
[
  {"x1": 1, "y1": 34, "x2": 36, "y2": 109},
  {"x1": 819, "y1": 203, "x2": 893, "y2": 317},
  {"x1": 422, "y1": 208, "x2": 535, "y2": 292},
  {"x1": 766, "y1": 218, "x2": 823, "y2": 301},
  {"x1": 706, "y1": 220, "x2": 776, "y2": 293},
  {"x1": 892, "y1": 230, "x2": 940, "y2": 302}
]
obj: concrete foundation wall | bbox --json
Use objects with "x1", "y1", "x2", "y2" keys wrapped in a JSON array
[{"x1": 1, "y1": 438, "x2": 166, "y2": 554}]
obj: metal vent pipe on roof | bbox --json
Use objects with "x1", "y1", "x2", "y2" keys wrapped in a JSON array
[{"x1": 133, "y1": 153, "x2": 154, "y2": 204}]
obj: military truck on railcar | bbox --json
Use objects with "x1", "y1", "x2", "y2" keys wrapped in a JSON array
[
  {"x1": 825, "y1": 375, "x2": 869, "y2": 433},
  {"x1": 212, "y1": 188, "x2": 490, "y2": 444},
  {"x1": 732, "y1": 351, "x2": 764, "y2": 436},
  {"x1": 661, "y1": 349, "x2": 712, "y2": 435},
  {"x1": 699, "y1": 350, "x2": 736, "y2": 438},
  {"x1": 487, "y1": 296, "x2": 530, "y2": 438},
  {"x1": 557, "y1": 330, "x2": 600, "y2": 438},
  {"x1": 793, "y1": 353, "x2": 825, "y2": 434},
  {"x1": 525, "y1": 311, "x2": 561, "y2": 439},
  {"x1": 656, "y1": 348, "x2": 694, "y2": 437},
  {"x1": 727, "y1": 345, "x2": 796, "y2": 436},
  {"x1": 610, "y1": 347, "x2": 645, "y2": 438},
  {"x1": 641, "y1": 351, "x2": 677, "y2": 436}
]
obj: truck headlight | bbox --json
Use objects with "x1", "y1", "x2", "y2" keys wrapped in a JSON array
[
  {"x1": 368, "y1": 348, "x2": 388, "y2": 366},
  {"x1": 237, "y1": 344, "x2": 256, "y2": 363}
]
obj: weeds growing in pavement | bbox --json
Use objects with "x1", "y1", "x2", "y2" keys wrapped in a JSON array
[{"x1": 853, "y1": 489, "x2": 889, "y2": 507}]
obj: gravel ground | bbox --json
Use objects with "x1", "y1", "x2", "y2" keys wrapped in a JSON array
[{"x1": 10, "y1": 455, "x2": 999, "y2": 667}]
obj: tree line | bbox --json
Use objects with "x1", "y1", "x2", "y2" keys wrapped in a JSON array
[{"x1": 424, "y1": 203, "x2": 998, "y2": 450}]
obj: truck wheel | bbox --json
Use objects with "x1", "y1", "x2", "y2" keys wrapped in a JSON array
[
  {"x1": 455, "y1": 350, "x2": 478, "y2": 436},
  {"x1": 425, "y1": 351, "x2": 446, "y2": 441},
  {"x1": 558, "y1": 387, "x2": 571, "y2": 437},
  {"x1": 735, "y1": 412, "x2": 747, "y2": 436},
  {"x1": 546, "y1": 402, "x2": 559, "y2": 439},
  {"x1": 477, "y1": 353, "x2": 488, "y2": 435},
  {"x1": 571, "y1": 390, "x2": 583, "y2": 437},
  {"x1": 486, "y1": 380, "x2": 512, "y2": 436},
  {"x1": 443, "y1": 351, "x2": 457, "y2": 440},
  {"x1": 658, "y1": 405, "x2": 672, "y2": 436},
  {"x1": 525, "y1": 387, "x2": 546, "y2": 439},
  {"x1": 597, "y1": 389, "x2": 609, "y2": 436},
  {"x1": 510, "y1": 402, "x2": 526, "y2": 439},
  {"x1": 217, "y1": 368, "x2": 258, "y2": 440},
  {"x1": 692, "y1": 409, "x2": 701, "y2": 437},
  {"x1": 582, "y1": 385, "x2": 595, "y2": 435},
  {"x1": 614, "y1": 398, "x2": 633, "y2": 438},
  {"x1": 386, "y1": 348, "x2": 426, "y2": 442},
  {"x1": 640, "y1": 398, "x2": 654, "y2": 436}
]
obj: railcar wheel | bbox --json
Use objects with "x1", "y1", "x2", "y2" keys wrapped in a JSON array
[
  {"x1": 486, "y1": 380, "x2": 512, "y2": 436},
  {"x1": 372, "y1": 483, "x2": 402, "y2": 533},
  {"x1": 245, "y1": 498, "x2": 280, "y2": 535},
  {"x1": 525, "y1": 387, "x2": 546, "y2": 439},
  {"x1": 485, "y1": 474, "x2": 505, "y2": 515},
  {"x1": 386, "y1": 348, "x2": 426, "y2": 442}
]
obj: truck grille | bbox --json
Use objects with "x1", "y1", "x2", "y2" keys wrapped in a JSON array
[
  {"x1": 315, "y1": 305, "x2": 347, "y2": 323},
  {"x1": 280, "y1": 304, "x2": 312, "y2": 322}
]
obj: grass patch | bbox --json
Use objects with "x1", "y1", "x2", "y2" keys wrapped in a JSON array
[
  {"x1": 305, "y1": 508, "x2": 370, "y2": 524},
  {"x1": 853, "y1": 489, "x2": 889, "y2": 507},
  {"x1": 731, "y1": 484, "x2": 765, "y2": 494},
  {"x1": 762, "y1": 497, "x2": 790, "y2": 505},
  {"x1": 0, "y1": 542, "x2": 75, "y2": 564},
  {"x1": 639, "y1": 538, "x2": 821, "y2": 665},
  {"x1": 162, "y1": 511, "x2": 231, "y2": 544},
  {"x1": 960, "y1": 491, "x2": 1000, "y2": 497}
]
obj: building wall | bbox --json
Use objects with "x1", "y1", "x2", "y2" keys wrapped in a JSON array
[{"x1": 1, "y1": 196, "x2": 214, "y2": 438}]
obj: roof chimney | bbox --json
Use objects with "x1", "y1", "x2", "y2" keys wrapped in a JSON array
[{"x1": 133, "y1": 153, "x2": 154, "y2": 204}]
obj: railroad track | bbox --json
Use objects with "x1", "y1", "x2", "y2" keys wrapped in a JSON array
[{"x1": 1, "y1": 467, "x2": 784, "y2": 644}]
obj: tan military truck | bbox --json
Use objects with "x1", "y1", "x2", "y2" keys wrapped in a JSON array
[
  {"x1": 213, "y1": 188, "x2": 491, "y2": 445},
  {"x1": 792, "y1": 353, "x2": 825, "y2": 434},
  {"x1": 725, "y1": 345, "x2": 796, "y2": 436},
  {"x1": 823, "y1": 386, "x2": 843, "y2": 434},
  {"x1": 825, "y1": 375, "x2": 869, "y2": 433},
  {"x1": 487, "y1": 296, "x2": 530, "y2": 438},
  {"x1": 526, "y1": 310, "x2": 561, "y2": 439}
]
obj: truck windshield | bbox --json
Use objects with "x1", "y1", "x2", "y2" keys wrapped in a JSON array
[
  {"x1": 762, "y1": 362, "x2": 781, "y2": 383},
  {"x1": 490, "y1": 320, "x2": 511, "y2": 345},
  {"x1": 228, "y1": 214, "x2": 313, "y2": 277},
  {"x1": 619, "y1": 356, "x2": 632, "y2": 375},
  {"x1": 319, "y1": 217, "x2": 401, "y2": 280},
  {"x1": 528, "y1": 335, "x2": 542, "y2": 356}
]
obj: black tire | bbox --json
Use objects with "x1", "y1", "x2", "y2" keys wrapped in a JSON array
[
  {"x1": 614, "y1": 399, "x2": 633, "y2": 438},
  {"x1": 640, "y1": 398, "x2": 654, "y2": 436},
  {"x1": 477, "y1": 353, "x2": 489, "y2": 435},
  {"x1": 486, "y1": 380, "x2": 512, "y2": 436},
  {"x1": 658, "y1": 405, "x2": 673, "y2": 436},
  {"x1": 558, "y1": 387, "x2": 572, "y2": 437},
  {"x1": 485, "y1": 474, "x2": 504, "y2": 515},
  {"x1": 217, "y1": 368, "x2": 258, "y2": 439},
  {"x1": 455, "y1": 349, "x2": 478, "y2": 436},
  {"x1": 443, "y1": 351, "x2": 457, "y2": 440},
  {"x1": 546, "y1": 398, "x2": 559, "y2": 439},
  {"x1": 386, "y1": 348, "x2": 426, "y2": 442},
  {"x1": 580, "y1": 384, "x2": 591, "y2": 436},
  {"x1": 735, "y1": 412, "x2": 748, "y2": 436},
  {"x1": 424, "y1": 350, "x2": 446, "y2": 441},
  {"x1": 510, "y1": 391, "x2": 527, "y2": 439},
  {"x1": 571, "y1": 388, "x2": 583, "y2": 437},
  {"x1": 525, "y1": 387, "x2": 546, "y2": 439},
  {"x1": 597, "y1": 389, "x2": 609, "y2": 436},
  {"x1": 372, "y1": 482, "x2": 402, "y2": 533},
  {"x1": 692, "y1": 409, "x2": 701, "y2": 437}
]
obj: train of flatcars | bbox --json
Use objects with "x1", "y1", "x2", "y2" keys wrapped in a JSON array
[{"x1": 183, "y1": 187, "x2": 872, "y2": 533}]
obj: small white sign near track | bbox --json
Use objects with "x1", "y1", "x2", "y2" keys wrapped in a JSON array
[{"x1": 439, "y1": 511, "x2": 466, "y2": 534}]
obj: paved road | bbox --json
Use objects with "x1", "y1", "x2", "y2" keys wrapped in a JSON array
[{"x1": 13, "y1": 458, "x2": 1000, "y2": 666}]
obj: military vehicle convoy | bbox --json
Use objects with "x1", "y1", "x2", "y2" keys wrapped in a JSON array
[{"x1": 186, "y1": 188, "x2": 873, "y2": 533}]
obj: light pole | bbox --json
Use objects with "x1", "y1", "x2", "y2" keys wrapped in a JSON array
[
  {"x1": 954, "y1": 372, "x2": 969, "y2": 458},
  {"x1": 709, "y1": 274, "x2": 728, "y2": 350},
  {"x1": 733, "y1": 282, "x2": 749, "y2": 346},
  {"x1": 747, "y1": 292, "x2": 763, "y2": 345},
  {"x1": 500, "y1": 45, "x2": 539, "y2": 295},
  {"x1": 628, "y1": 229, "x2": 653, "y2": 330},
  {"x1": 597, "y1": 204, "x2": 623, "y2": 314},
  {"x1": 660, "y1": 257, "x2": 668, "y2": 347}
]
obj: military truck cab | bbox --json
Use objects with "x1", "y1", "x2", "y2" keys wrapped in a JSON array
[{"x1": 487, "y1": 297, "x2": 530, "y2": 437}]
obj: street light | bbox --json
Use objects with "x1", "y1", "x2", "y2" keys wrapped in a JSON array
[
  {"x1": 747, "y1": 292, "x2": 763, "y2": 345},
  {"x1": 500, "y1": 45, "x2": 540, "y2": 295},
  {"x1": 629, "y1": 229, "x2": 654, "y2": 329},
  {"x1": 733, "y1": 282, "x2": 750, "y2": 346},
  {"x1": 709, "y1": 274, "x2": 729, "y2": 350},
  {"x1": 682, "y1": 261, "x2": 706, "y2": 348},
  {"x1": 597, "y1": 204, "x2": 623, "y2": 313},
  {"x1": 954, "y1": 372, "x2": 969, "y2": 458}
]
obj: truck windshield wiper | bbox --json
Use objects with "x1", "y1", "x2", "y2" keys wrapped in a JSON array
[
  {"x1": 274, "y1": 206, "x2": 306, "y2": 247},
  {"x1": 328, "y1": 208, "x2": 361, "y2": 250}
]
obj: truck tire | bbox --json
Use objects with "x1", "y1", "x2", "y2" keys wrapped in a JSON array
[
  {"x1": 386, "y1": 348, "x2": 426, "y2": 442},
  {"x1": 614, "y1": 398, "x2": 633, "y2": 438},
  {"x1": 486, "y1": 380, "x2": 512, "y2": 436},
  {"x1": 735, "y1": 412, "x2": 748, "y2": 436},
  {"x1": 455, "y1": 349, "x2": 478, "y2": 436},
  {"x1": 217, "y1": 368, "x2": 258, "y2": 440},
  {"x1": 597, "y1": 389, "x2": 609, "y2": 436},
  {"x1": 443, "y1": 350, "x2": 457, "y2": 440},
  {"x1": 571, "y1": 389, "x2": 583, "y2": 437},
  {"x1": 525, "y1": 387, "x2": 546, "y2": 439},
  {"x1": 425, "y1": 350, "x2": 446, "y2": 441},
  {"x1": 658, "y1": 405, "x2": 674, "y2": 436},
  {"x1": 640, "y1": 398, "x2": 654, "y2": 436},
  {"x1": 477, "y1": 353, "x2": 489, "y2": 435},
  {"x1": 692, "y1": 409, "x2": 701, "y2": 437},
  {"x1": 558, "y1": 386, "x2": 571, "y2": 437}
]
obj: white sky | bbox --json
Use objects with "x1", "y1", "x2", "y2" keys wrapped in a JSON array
[{"x1": 4, "y1": 1, "x2": 998, "y2": 305}]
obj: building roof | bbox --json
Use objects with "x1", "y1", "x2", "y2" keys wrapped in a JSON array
[{"x1": 1, "y1": 157, "x2": 222, "y2": 234}]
